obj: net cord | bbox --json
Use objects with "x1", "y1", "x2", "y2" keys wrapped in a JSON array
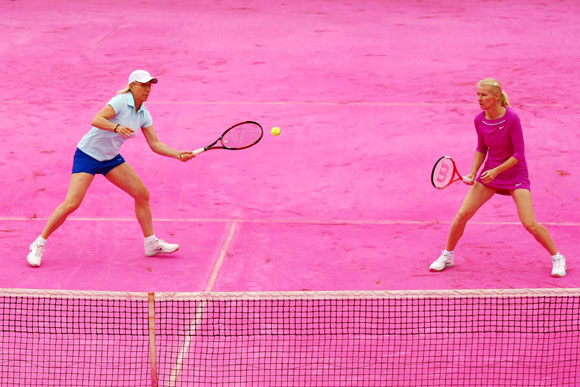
[{"x1": 2, "y1": 287, "x2": 580, "y2": 301}]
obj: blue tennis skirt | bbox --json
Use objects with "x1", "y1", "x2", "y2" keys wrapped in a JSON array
[{"x1": 72, "y1": 148, "x2": 125, "y2": 176}]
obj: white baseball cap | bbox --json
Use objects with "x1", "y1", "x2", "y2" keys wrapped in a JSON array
[{"x1": 128, "y1": 70, "x2": 158, "y2": 84}]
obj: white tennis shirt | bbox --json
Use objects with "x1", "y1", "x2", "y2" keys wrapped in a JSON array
[{"x1": 77, "y1": 92, "x2": 153, "y2": 161}]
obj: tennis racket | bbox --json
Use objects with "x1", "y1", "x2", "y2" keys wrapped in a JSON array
[
  {"x1": 192, "y1": 121, "x2": 264, "y2": 156},
  {"x1": 431, "y1": 156, "x2": 474, "y2": 189}
]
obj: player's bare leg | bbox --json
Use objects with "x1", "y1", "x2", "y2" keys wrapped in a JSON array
[
  {"x1": 27, "y1": 173, "x2": 95, "y2": 267},
  {"x1": 512, "y1": 189, "x2": 565, "y2": 277},
  {"x1": 430, "y1": 183, "x2": 495, "y2": 271},
  {"x1": 106, "y1": 162, "x2": 178, "y2": 256}
]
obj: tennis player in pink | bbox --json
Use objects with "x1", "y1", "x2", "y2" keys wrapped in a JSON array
[
  {"x1": 26, "y1": 70, "x2": 195, "y2": 267},
  {"x1": 430, "y1": 78, "x2": 566, "y2": 277}
]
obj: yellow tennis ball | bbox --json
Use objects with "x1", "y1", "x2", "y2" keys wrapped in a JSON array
[{"x1": 271, "y1": 126, "x2": 281, "y2": 136}]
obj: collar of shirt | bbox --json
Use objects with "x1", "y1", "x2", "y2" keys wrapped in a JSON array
[{"x1": 125, "y1": 92, "x2": 147, "y2": 114}]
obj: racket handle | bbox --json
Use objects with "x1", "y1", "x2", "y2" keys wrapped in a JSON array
[
  {"x1": 462, "y1": 176, "x2": 474, "y2": 184},
  {"x1": 192, "y1": 148, "x2": 206, "y2": 156}
]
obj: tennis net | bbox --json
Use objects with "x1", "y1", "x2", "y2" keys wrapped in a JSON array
[{"x1": 1, "y1": 288, "x2": 579, "y2": 386}]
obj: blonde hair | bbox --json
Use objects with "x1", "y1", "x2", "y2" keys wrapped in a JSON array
[
  {"x1": 116, "y1": 84, "x2": 132, "y2": 94},
  {"x1": 478, "y1": 78, "x2": 510, "y2": 107}
]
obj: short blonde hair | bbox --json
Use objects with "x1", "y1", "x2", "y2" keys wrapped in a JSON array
[{"x1": 478, "y1": 78, "x2": 510, "y2": 107}]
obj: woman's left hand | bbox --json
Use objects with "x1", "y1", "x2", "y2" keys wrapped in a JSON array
[
  {"x1": 480, "y1": 168, "x2": 499, "y2": 184},
  {"x1": 116, "y1": 125, "x2": 135, "y2": 139}
]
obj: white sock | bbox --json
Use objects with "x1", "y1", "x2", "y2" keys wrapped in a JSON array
[
  {"x1": 444, "y1": 249, "x2": 453, "y2": 256},
  {"x1": 145, "y1": 235, "x2": 157, "y2": 244},
  {"x1": 35, "y1": 236, "x2": 47, "y2": 245},
  {"x1": 551, "y1": 252, "x2": 562, "y2": 258}
]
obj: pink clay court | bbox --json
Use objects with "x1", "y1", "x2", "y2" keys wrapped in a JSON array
[{"x1": 0, "y1": 0, "x2": 579, "y2": 294}]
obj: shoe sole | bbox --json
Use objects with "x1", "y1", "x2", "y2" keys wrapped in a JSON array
[
  {"x1": 145, "y1": 246, "x2": 180, "y2": 257},
  {"x1": 429, "y1": 264, "x2": 453, "y2": 272}
]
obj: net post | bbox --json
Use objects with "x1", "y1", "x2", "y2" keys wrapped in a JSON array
[{"x1": 148, "y1": 292, "x2": 158, "y2": 387}]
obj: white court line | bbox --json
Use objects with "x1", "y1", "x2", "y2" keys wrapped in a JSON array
[
  {"x1": 168, "y1": 221, "x2": 238, "y2": 386},
  {"x1": 148, "y1": 101, "x2": 574, "y2": 109},
  {"x1": 1, "y1": 99, "x2": 576, "y2": 108},
  {"x1": 1, "y1": 216, "x2": 579, "y2": 227},
  {"x1": 204, "y1": 221, "x2": 238, "y2": 293}
]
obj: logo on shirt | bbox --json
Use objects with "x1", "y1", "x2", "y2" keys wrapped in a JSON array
[{"x1": 499, "y1": 126, "x2": 505, "y2": 130}]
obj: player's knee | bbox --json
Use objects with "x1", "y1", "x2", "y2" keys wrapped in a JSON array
[
  {"x1": 522, "y1": 220, "x2": 540, "y2": 235},
  {"x1": 454, "y1": 210, "x2": 473, "y2": 225},
  {"x1": 62, "y1": 199, "x2": 82, "y2": 214},
  {"x1": 133, "y1": 187, "x2": 150, "y2": 203}
]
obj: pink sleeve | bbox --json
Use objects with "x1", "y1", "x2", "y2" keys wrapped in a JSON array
[
  {"x1": 509, "y1": 114, "x2": 525, "y2": 161},
  {"x1": 474, "y1": 120, "x2": 488, "y2": 154}
]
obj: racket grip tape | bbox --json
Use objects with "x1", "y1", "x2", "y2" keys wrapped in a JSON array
[
  {"x1": 462, "y1": 176, "x2": 474, "y2": 184},
  {"x1": 192, "y1": 148, "x2": 206, "y2": 156}
]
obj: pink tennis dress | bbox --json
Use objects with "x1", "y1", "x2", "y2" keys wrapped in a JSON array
[{"x1": 474, "y1": 107, "x2": 530, "y2": 194}]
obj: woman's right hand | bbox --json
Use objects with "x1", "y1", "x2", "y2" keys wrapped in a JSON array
[
  {"x1": 463, "y1": 172, "x2": 476, "y2": 185},
  {"x1": 177, "y1": 151, "x2": 195, "y2": 162}
]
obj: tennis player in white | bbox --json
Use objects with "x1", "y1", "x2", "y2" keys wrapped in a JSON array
[{"x1": 27, "y1": 70, "x2": 194, "y2": 267}]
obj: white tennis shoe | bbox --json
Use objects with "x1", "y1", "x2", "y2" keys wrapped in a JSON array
[
  {"x1": 551, "y1": 254, "x2": 566, "y2": 277},
  {"x1": 27, "y1": 241, "x2": 45, "y2": 267},
  {"x1": 429, "y1": 251, "x2": 454, "y2": 271},
  {"x1": 145, "y1": 238, "x2": 179, "y2": 257}
]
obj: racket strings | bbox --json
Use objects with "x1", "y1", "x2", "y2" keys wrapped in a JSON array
[
  {"x1": 432, "y1": 158, "x2": 454, "y2": 188},
  {"x1": 221, "y1": 123, "x2": 263, "y2": 149}
]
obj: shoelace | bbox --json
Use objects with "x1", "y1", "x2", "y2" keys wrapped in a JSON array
[
  {"x1": 439, "y1": 255, "x2": 452, "y2": 263},
  {"x1": 32, "y1": 244, "x2": 45, "y2": 257},
  {"x1": 146, "y1": 242, "x2": 164, "y2": 251},
  {"x1": 552, "y1": 258, "x2": 566, "y2": 274}
]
